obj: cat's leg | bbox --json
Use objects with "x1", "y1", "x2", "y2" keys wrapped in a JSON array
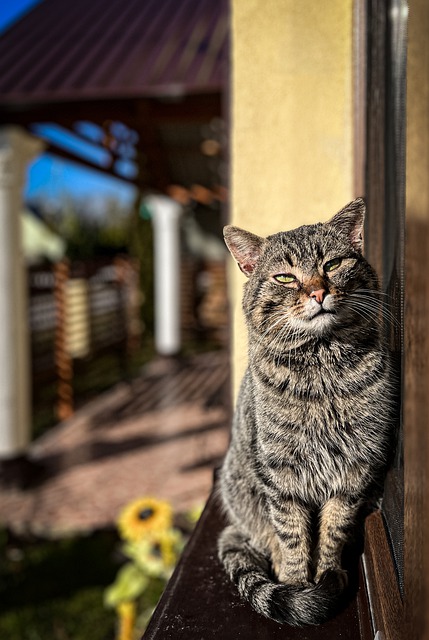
[
  {"x1": 267, "y1": 499, "x2": 311, "y2": 586},
  {"x1": 315, "y1": 495, "x2": 360, "y2": 583}
]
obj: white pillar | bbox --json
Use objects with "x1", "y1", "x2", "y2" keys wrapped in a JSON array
[
  {"x1": 145, "y1": 195, "x2": 182, "y2": 356},
  {"x1": 0, "y1": 127, "x2": 44, "y2": 458}
]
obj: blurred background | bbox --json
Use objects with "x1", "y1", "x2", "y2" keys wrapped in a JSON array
[
  {"x1": 0, "y1": 0, "x2": 230, "y2": 638},
  {"x1": 0, "y1": 0, "x2": 413, "y2": 638}
]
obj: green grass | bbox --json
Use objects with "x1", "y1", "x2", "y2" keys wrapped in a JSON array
[
  {"x1": 0, "y1": 588, "x2": 116, "y2": 640},
  {"x1": 0, "y1": 530, "x2": 120, "y2": 640}
]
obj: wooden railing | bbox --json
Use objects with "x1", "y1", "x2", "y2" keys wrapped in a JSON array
[{"x1": 29, "y1": 256, "x2": 142, "y2": 430}]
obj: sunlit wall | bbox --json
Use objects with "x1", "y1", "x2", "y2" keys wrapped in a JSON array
[{"x1": 230, "y1": 0, "x2": 355, "y2": 392}]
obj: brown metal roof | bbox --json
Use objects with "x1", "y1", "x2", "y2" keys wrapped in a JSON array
[{"x1": 0, "y1": 0, "x2": 228, "y2": 105}]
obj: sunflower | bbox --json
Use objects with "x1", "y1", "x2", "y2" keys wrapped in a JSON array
[
  {"x1": 117, "y1": 497, "x2": 173, "y2": 542},
  {"x1": 157, "y1": 528, "x2": 183, "y2": 567}
]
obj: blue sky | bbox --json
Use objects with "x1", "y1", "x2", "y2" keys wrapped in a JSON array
[
  {"x1": 26, "y1": 154, "x2": 137, "y2": 211},
  {"x1": 0, "y1": 0, "x2": 41, "y2": 35},
  {"x1": 0, "y1": 1, "x2": 137, "y2": 213}
]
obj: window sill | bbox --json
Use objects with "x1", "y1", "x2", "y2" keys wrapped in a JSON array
[{"x1": 144, "y1": 486, "x2": 375, "y2": 639}]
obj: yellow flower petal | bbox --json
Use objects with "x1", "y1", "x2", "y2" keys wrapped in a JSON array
[{"x1": 117, "y1": 497, "x2": 173, "y2": 542}]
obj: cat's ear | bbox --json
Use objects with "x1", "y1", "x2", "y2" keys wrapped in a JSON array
[
  {"x1": 327, "y1": 197, "x2": 366, "y2": 252},
  {"x1": 223, "y1": 225, "x2": 265, "y2": 276}
]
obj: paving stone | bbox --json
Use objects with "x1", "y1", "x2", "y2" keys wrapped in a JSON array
[{"x1": 0, "y1": 352, "x2": 230, "y2": 537}]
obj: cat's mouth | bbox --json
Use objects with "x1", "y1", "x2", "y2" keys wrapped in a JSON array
[
  {"x1": 306, "y1": 292, "x2": 337, "y2": 321},
  {"x1": 313, "y1": 307, "x2": 335, "y2": 318},
  {"x1": 309, "y1": 308, "x2": 336, "y2": 320},
  {"x1": 303, "y1": 308, "x2": 338, "y2": 333},
  {"x1": 291, "y1": 298, "x2": 338, "y2": 333}
]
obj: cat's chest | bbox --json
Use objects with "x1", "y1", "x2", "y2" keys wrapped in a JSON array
[
  {"x1": 251, "y1": 346, "x2": 388, "y2": 451},
  {"x1": 253, "y1": 344, "x2": 379, "y2": 409},
  {"x1": 256, "y1": 406, "x2": 372, "y2": 500},
  {"x1": 254, "y1": 367, "x2": 376, "y2": 461}
]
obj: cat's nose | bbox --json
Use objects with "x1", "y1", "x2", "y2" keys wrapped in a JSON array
[{"x1": 310, "y1": 289, "x2": 327, "y2": 304}]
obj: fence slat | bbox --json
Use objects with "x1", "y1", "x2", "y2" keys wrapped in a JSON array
[{"x1": 30, "y1": 257, "x2": 142, "y2": 431}]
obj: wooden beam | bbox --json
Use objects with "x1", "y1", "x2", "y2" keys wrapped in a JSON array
[
  {"x1": 43, "y1": 142, "x2": 140, "y2": 187},
  {"x1": 0, "y1": 94, "x2": 222, "y2": 128}
]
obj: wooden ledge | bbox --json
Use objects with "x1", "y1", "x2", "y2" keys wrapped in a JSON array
[
  {"x1": 143, "y1": 488, "x2": 374, "y2": 639},
  {"x1": 363, "y1": 510, "x2": 403, "y2": 640}
]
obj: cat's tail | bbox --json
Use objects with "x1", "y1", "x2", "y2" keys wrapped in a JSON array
[{"x1": 218, "y1": 525, "x2": 346, "y2": 626}]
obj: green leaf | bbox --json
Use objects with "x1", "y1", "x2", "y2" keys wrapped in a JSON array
[{"x1": 104, "y1": 563, "x2": 149, "y2": 608}]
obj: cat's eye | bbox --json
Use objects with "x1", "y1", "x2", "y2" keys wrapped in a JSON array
[
  {"x1": 324, "y1": 258, "x2": 342, "y2": 273},
  {"x1": 273, "y1": 274, "x2": 296, "y2": 284}
]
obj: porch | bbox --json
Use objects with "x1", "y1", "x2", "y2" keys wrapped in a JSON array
[{"x1": 0, "y1": 350, "x2": 229, "y2": 536}]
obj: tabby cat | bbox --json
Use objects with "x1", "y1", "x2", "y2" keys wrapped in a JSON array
[{"x1": 218, "y1": 198, "x2": 394, "y2": 626}]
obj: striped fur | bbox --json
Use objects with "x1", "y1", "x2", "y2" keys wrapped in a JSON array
[{"x1": 218, "y1": 199, "x2": 395, "y2": 625}]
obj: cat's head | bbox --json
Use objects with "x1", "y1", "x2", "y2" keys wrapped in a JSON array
[{"x1": 224, "y1": 198, "x2": 380, "y2": 342}]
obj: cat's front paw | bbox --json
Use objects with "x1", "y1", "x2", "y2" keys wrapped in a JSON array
[
  {"x1": 275, "y1": 566, "x2": 311, "y2": 587},
  {"x1": 315, "y1": 568, "x2": 348, "y2": 590}
]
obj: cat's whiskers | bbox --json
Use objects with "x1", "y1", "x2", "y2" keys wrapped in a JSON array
[
  {"x1": 268, "y1": 323, "x2": 305, "y2": 367},
  {"x1": 346, "y1": 303, "x2": 374, "y2": 326},
  {"x1": 272, "y1": 323, "x2": 296, "y2": 366},
  {"x1": 346, "y1": 297, "x2": 381, "y2": 321},
  {"x1": 266, "y1": 323, "x2": 297, "y2": 352},
  {"x1": 253, "y1": 313, "x2": 305, "y2": 364},
  {"x1": 286, "y1": 325, "x2": 303, "y2": 369},
  {"x1": 251, "y1": 312, "x2": 295, "y2": 357},
  {"x1": 348, "y1": 292, "x2": 399, "y2": 328},
  {"x1": 257, "y1": 310, "x2": 286, "y2": 331},
  {"x1": 258, "y1": 311, "x2": 290, "y2": 340},
  {"x1": 353, "y1": 287, "x2": 393, "y2": 299},
  {"x1": 347, "y1": 300, "x2": 394, "y2": 330}
]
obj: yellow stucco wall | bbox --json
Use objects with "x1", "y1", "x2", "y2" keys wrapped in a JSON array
[{"x1": 230, "y1": 0, "x2": 355, "y2": 392}]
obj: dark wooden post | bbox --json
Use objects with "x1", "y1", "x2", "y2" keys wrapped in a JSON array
[{"x1": 54, "y1": 260, "x2": 74, "y2": 420}]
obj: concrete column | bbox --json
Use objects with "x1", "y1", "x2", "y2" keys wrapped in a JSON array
[
  {"x1": 145, "y1": 195, "x2": 182, "y2": 356},
  {"x1": 0, "y1": 127, "x2": 44, "y2": 458}
]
